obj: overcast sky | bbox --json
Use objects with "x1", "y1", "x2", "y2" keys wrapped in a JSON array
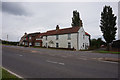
[{"x1": 1, "y1": 2, "x2": 118, "y2": 41}]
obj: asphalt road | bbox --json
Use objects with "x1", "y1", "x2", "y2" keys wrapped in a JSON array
[{"x1": 2, "y1": 45, "x2": 119, "y2": 78}]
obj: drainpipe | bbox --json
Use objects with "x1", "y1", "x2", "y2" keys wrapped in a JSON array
[{"x1": 77, "y1": 32, "x2": 79, "y2": 51}]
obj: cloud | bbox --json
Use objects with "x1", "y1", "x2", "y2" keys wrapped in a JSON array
[
  {"x1": 2, "y1": 2, "x2": 118, "y2": 41},
  {"x1": 2, "y1": 2, "x2": 28, "y2": 16}
]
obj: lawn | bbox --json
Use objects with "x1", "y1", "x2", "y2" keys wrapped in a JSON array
[
  {"x1": 95, "y1": 50, "x2": 120, "y2": 54},
  {"x1": 1, "y1": 67, "x2": 22, "y2": 80}
]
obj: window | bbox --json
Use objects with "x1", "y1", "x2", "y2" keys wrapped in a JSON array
[
  {"x1": 25, "y1": 38, "x2": 27, "y2": 40},
  {"x1": 35, "y1": 42, "x2": 40, "y2": 46},
  {"x1": 68, "y1": 34, "x2": 71, "y2": 40},
  {"x1": 56, "y1": 35, "x2": 59, "y2": 40},
  {"x1": 22, "y1": 42, "x2": 24, "y2": 45},
  {"x1": 29, "y1": 42, "x2": 32, "y2": 46},
  {"x1": 25, "y1": 42, "x2": 27, "y2": 46},
  {"x1": 29, "y1": 37, "x2": 32, "y2": 39},
  {"x1": 83, "y1": 35, "x2": 85, "y2": 39},
  {"x1": 36, "y1": 38, "x2": 41, "y2": 40},
  {"x1": 56, "y1": 43, "x2": 59, "y2": 48},
  {"x1": 83, "y1": 43, "x2": 84, "y2": 47},
  {"x1": 68, "y1": 42, "x2": 71, "y2": 48},
  {"x1": 46, "y1": 36, "x2": 47, "y2": 40}
]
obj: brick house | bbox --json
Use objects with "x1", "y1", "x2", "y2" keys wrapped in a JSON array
[{"x1": 22, "y1": 32, "x2": 40, "y2": 46}]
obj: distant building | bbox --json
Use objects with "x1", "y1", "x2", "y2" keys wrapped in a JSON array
[
  {"x1": 19, "y1": 32, "x2": 28, "y2": 45},
  {"x1": 23, "y1": 32, "x2": 40, "y2": 47}
]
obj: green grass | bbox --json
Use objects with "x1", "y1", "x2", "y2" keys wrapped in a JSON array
[
  {"x1": 1, "y1": 67, "x2": 22, "y2": 80},
  {"x1": 95, "y1": 51, "x2": 120, "y2": 54}
]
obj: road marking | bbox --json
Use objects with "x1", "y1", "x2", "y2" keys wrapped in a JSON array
[
  {"x1": 61, "y1": 56, "x2": 67, "y2": 58},
  {"x1": 46, "y1": 60, "x2": 65, "y2": 65},
  {"x1": 16, "y1": 54, "x2": 23, "y2": 57},
  {"x1": 99, "y1": 60, "x2": 118, "y2": 64},
  {"x1": 2, "y1": 67, "x2": 23, "y2": 78},
  {"x1": 78, "y1": 58, "x2": 87, "y2": 60},
  {"x1": 19, "y1": 55, "x2": 23, "y2": 56},
  {"x1": 46, "y1": 60, "x2": 57, "y2": 64},
  {"x1": 59, "y1": 62, "x2": 65, "y2": 65}
]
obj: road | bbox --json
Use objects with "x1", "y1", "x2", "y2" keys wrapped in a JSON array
[{"x1": 2, "y1": 45, "x2": 119, "y2": 78}]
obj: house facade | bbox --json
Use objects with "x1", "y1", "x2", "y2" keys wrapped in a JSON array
[
  {"x1": 20, "y1": 32, "x2": 40, "y2": 46},
  {"x1": 40, "y1": 25, "x2": 90, "y2": 50},
  {"x1": 20, "y1": 25, "x2": 90, "y2": 50},
  {"x1": 20, "y1": 24, "x2": 90, "y2": 50}
]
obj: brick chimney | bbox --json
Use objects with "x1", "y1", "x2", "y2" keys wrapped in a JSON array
[
  {"x1": 56, "y1": 25, "x2": 59, "y2": 30},
  {"x1": 25, "y1": 32, "x2": 27, "y2": 35}
]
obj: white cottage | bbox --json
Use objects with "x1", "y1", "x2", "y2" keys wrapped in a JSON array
[{"x1": 35, "y1": 25, "x2": 90, "y2": 50}]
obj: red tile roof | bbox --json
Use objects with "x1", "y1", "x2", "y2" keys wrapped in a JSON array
[
  {"x1": 36, "y1": 27, "x2": 90, "y2": 38},
  {"x1": 43, "y1": 27, "x2": 80, "y2": 36}
]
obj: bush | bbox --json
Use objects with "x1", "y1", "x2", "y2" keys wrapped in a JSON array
[{"x1": 2, "y1": 40, "x2": 19, "y2": 46}]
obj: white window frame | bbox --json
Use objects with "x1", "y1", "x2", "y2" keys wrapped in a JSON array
[
  {"x1": 35, "y1": 42, "x2": 40, "y2": 46},
  {"x1": 29, "y1": 42, "x2": 32, "y2": 46},
  {"x1": 68, "y1": 34, "x2": 71, "y2": 40},
  {"x1": 29, "y1": 37, "x2": 32, "y2": 39}
]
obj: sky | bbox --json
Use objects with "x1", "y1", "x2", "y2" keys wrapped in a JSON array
[{"x1": 1, "y1": 1, "x2": 119, "y2": 42}]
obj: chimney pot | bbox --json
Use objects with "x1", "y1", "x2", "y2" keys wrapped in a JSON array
[{"x1": 56, "y1": 25, "x2": 59, "y2": 30}]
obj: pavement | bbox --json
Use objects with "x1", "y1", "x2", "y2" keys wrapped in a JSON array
[{"x1": 2, "y1": 45, "x2": 119, "y2": 78}]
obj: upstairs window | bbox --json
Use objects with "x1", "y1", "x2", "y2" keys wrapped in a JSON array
[
  {"x1": 68, "y1": 34, "x2": 71, "y2": 40},
  {"x1": 56, "y1": 35, "x2": 59, "y2": 40},
  {"x1": 83, "y1": 35, "x2": 85, "y2": 39}
]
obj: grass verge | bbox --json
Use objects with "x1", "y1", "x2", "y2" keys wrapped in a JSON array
[
  {"x1": 94, "y1": 50, "x2": 120, "y2": 54},
  {"x1": 1, "y1": 67, "x2": 22, "y2": 80}
]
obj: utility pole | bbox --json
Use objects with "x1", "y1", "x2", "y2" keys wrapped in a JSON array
[{"x1": 7, "y1": 34, "x2": 8, "y2": 41}]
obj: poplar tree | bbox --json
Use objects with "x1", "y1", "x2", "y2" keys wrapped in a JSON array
[
  {"x1": 71, "y1": 10, "x2": 82, "y2": 27},
  {"x1": 100, "y1": 5, "x2": 117, "y2": 50}
]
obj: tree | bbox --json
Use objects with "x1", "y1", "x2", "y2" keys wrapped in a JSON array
[
  {"x1": 71, "y1": 10, "x2": 82, "y2": 27},
  {"x1": 100, "y1": 5, "x2": 117, "y2": 51},
  {"x1": 90, "y1": 38, "x2": 106, "y2": 49}
]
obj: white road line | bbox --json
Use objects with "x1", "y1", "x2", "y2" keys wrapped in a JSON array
[
  {"x1": 46, "y1": 60, "x2": 65, "y2": 65},
  {"x1": 99, "y1": 60, "x2": 118, "y2": 64},
  {"x1": 2, "y1": 67, "x2": 23, "y2": 78},
  {"x1": 19, "y1": 55, "x2": 23, "y2": 56},
  {"x1": 59, "y1": 63, "x2": 65, "y2": 65},
  {"x1": 78, "y1": 58, "x2": 87, "y2": 60},
  {"x1": 16, "y1": 54, "x2": 23, "y2": 57},
  {"x1": 61, "y1": 56, "x2": 67, "y2": 58}
]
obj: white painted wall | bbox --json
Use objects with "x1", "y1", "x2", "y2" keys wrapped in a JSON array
[
  {"x1": 42, "y1": 33, "x2": 78, "y2": 49},
  {"x1": 41, "y1": 27, "x2": 90, "y2": 50},
  {"x1": 78, "y1": 27, "x2": 90, "y2": 50}
]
